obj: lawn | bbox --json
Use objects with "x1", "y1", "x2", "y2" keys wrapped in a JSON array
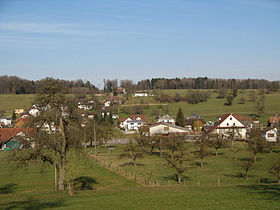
[
  {"x1": 0, "y1": 94, "x2": 35, "y2": 116},
  {"x1": 0, "y1": 143, "x2": 280, "y2": 209}
]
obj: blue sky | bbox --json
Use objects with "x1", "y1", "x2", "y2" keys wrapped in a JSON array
[{"x1": 0, "y1": 0, "x2": 279, "y2": 87}]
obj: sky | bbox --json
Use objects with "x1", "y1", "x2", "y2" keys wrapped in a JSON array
[{"x1": 0, "y1": 0, "x2": 279, "y2": 87}]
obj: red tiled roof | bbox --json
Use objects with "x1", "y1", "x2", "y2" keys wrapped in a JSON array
[
  {"x1": 0, "y1": 128, "x2": 36, "y2": 143},
  {"x1": 270, "y1": 117, "x2": 280, "y2": 124},
  {"x1": 207, "y1": 113, "x2": 252, "y2": 134},
  {"x1": 130, "y1": 115, "x2": 148, "y2": 121}
]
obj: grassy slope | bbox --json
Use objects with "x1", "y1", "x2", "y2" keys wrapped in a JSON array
[
  {"x1": 122, "y1": 89, "x2": 280, "y2": 124},
  {"x1": 0, "y1": 94, "x2": 35, "y2": 116},
  {"x1": 1, "y1": 144, "x2": 279, "y2": 209}
]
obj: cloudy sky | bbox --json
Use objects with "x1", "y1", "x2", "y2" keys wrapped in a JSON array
[{"x1": 0, "y1": 0, "x2": 279, "y2": 87}]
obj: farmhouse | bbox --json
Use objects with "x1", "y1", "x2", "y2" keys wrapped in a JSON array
[
  {"x1": 134, "y1": 91, "x2": 148, "y2": 97},
  {"x1": 262, "y1": 126, "x2": 278, "y2": 142},
  {"x1": 0, "y1": 128, "x2": 36, "y2": 151},
  {"x1": 207, "y1": 113, "x2": 253, "y2": 140},
  {"x1": 28, "y1": 104, "x2": 40, "y2": 117},
  {"x1": 157, "y1": 114, "x2": 175, "y2": 125}
]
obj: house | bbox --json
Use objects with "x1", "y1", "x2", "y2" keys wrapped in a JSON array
[
  {"x1": 117, "y1": 87, "x2": 126, "y2": 95},
  {"x1": 262, "y1": 126, "x2": 278, "y2": 142},
  {"x1": 14, "y1": 109, "x2": 25, "y2": 114},
  {"x1": 207, "y1": 114, "x2": 253, "y2": 140},
  {"x1": 145, "y1": 123, "x2": 192, "y2": 136},
  {"x1": 28, "y1": 104, "x2": 40, "y2": 117},
  {"x1": 14, "y1": 117, "x2": 32, "y2": 128},
  {"x1": 158, "y1": 114, "x2": 175, "y2": 125},
  {"x1": 104, "y1": 101, "x2": 111, "y2": 107},
  {"x1": 0, "y1": 128, "x2": 36, "y2": 151},
  {"x1": 119, "y1": 115, "x2": 148, "y2": 131},
  {"x1": 0, "y1": 116, "x2": 12, "y2": 126},
  {"x1": 269, "y1": 116, "x2": 280, "y2": 125},
  {"x1": 126, "y1": 120, "x2": 145, "y2": 131},
  {"x1": 185, "y1": 113, "x2": 204, "y2": 131},
  {"x1": 134, "y1": 91, "x2": 149, "y2": 97}
]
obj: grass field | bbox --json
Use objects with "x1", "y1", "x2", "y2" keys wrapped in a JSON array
[
  {"x1": 0, "y1": 90, "x2": 279, "y2": 125},
  {"x1": 1, "y1": 143, "x2": 280, "y2": 209},
  {"x1": 122, "y1": 89, "x2": 280, "y2": 124}
]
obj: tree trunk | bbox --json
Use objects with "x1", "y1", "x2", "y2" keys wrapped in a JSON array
[
  {"x1": 177, "y1": 174, "x2": 182, "y2": 184},
  {"x1": 278, "y1": 174, "x2": 280, "y2": 184},
  {"x1": 216, "y1": 149, "x2": 218, "y2": 156},
  {"x1": 200, "y1": 158, "x2": 203, "y2": 167},
  {"x1": 244, "y1": 169, "x2": 248, "y2": 180},
  {"x1": 58, "y1": 155, "x2": 66, "y2": 190},
  {"x1": 254, "y1": 154, "x2": 257, "y2": 163},
  {"x1": 57, "y1": 117, "x2": 67, "y2": 191}
]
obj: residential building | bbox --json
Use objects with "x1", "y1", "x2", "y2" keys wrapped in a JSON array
[
  {"x1": 207, "y1": 113, "x2": 253, "y2": 140},
  {"x1": 157, "y1": 114, "x2": 175, "y2": 125},
  {"x1": 134, "y1": 91, "x2": 149, "y2": 97},
  {"x1": 262, "y1": 126, "x2": 278, "y2": 142},
  {"x1": 0, "y1": 116, "x2": 12, "y2": 126}
]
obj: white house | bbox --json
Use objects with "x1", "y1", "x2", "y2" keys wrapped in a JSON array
[
  {"x1": 148, "y1": 123, "x2": 192, "y2": 136},
  {"x1": 126, "y1": 120, "x2": 145, "y2": 131},
  {"x1": 134, "y1": 91, "x2": 149, "y2": 97},
  {"x1": 0, "y1": 116, "x2": 12, "y2": 126},
  {"x1": 104, "y1": 101, "x2": 111, "y2": 107},
  {"x1": 119, "y1": 115, "x2": 148, "y2": 131},
  {"x1": 262, "y1": 126, "x2": 278, "y2": 142},
  {"x1": 157, "y1": 114, "x2": 175, "y2": 125},
  {"x1": 28, "y1": 105, "x2": 40, "y2": 117},
  {"x1": 207, "y1": 114, "x2": 252, "y2": 140}
]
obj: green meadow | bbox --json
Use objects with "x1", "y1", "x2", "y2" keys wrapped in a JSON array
[{"x1": 1, "y1": 142, "x2": 280, "y2": 209}]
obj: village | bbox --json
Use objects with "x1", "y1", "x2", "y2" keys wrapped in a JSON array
[{"x1": 0, "y1": 87, "x2": 279, "y2": 151}]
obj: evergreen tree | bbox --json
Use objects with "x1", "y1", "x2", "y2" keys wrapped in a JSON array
[
  {"x1": 11, "y1": 110, "x2": 17, "y2": 122},
  {"x1": 175, "y1": 107, "x2": 185, "y2": 127}
]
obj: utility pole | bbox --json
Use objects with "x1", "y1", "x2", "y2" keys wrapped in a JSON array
[
  {"x1": 94, "y1": 123, "x2": 97, "y2": 155},
  {"x1": 160, "y1": 135, "x2": 162, "y2": 186}
]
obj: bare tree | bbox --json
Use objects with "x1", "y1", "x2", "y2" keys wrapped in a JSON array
[
  {"x1": 9, "y1": 79, "x2": 84, "y2": 191},
  {"x1": 239, "y1": 158, "x2": 255, "y2": 179},
  {"x1": 247, "y1": 127, "x2": 267, "y2": 163},
  {"x1": 270, "y1": 160, "x2": 280, "y2": 184},
  {"x1": 164, "y1": 135, "x2": 184, "y2": 159},
  {"x1": 194, "y1": 134, "x2": 210, "y2": 167},
  {"x1": 164, "y1": 146, "x2": 191, "y2": 184},
  {"x1": 209, "y1": 136, "x2": 227, "y2": 156},
  {"x1": 119, "y1": 140, "x2": 144, "y2": 167}
]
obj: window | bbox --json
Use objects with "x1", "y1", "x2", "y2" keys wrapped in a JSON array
[
  {"x1": 227, "y1": 123, "x2": 229, "y2": 126},
  {"x1": 233, "y1": 123, "x2": 235, "y2": 126},
  {"x1": 268, "y1": 133, "x2": 275, "y2": 138},
  {"x1": 131, "y1": 123, "x2": 134, "y2": 125},
  {"x1": 230, "y1": 117, "x2": 232, "y2": 120}
]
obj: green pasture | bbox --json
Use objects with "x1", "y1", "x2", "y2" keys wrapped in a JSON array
[{"x1": 0, "y1": 142, "x2": 280, "y2": 209}]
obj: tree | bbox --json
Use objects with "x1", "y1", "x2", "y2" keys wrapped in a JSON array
[
  {"x1": 225, "y1": 95, "x2": 233, "y2": 106},
  {"x1": 247, "y1": 127, "x2": 267, "y2": 163},
  {"x1": 119, "y1": 140, "x2": 144, "y2": 167},
  {"x1": 11, "y1": 110, "x2": 17, "y2": 123},
  {"x1": 165, "y1": 135, "x2": 184, "y2": 159},
  {"x1": 232, "y1": 89, "x2": 238, "y2": 97},
  {"x1": 194, "y1": 134, "x2": 210, "y2": 167},
  {"x1": 270, "y1": 160, "x2": 280, "y2": 184},
  {"x1": 209, "y1": 136, "x2": 227, "y2": 156},
  {"x1": 164, "y1": 145, "x2": 191, "y2": 184},
  {"x1": 239, "y1": 158, "x2": 255, "y2": 179},
  {"x1": 238, "y1": 97, "x2": 246, "y2": 104},
  {"x1": 9, "y1": 78, "x2": 84, "y2": 191},
  {"x1": 256, "y1": 94, "x2": 265, "y2": 117},
  {"x1": 217, "y1": 88, "x2": 227, "y2": 98},
  {"x1": 175, "y1": 107, "x2": 185, "y2": 127}
]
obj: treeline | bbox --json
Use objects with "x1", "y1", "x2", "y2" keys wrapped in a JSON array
[
  {"x1": 136, "y1": 77, "x2": 280, "y2": 90},
  {"x1": 0, "y1": 76, "x2": 99, "y2": 94}
]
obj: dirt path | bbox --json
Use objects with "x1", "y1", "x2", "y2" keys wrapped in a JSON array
[{"x1": 122, "y1": 103, "x2": 168, "y2": 107}]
